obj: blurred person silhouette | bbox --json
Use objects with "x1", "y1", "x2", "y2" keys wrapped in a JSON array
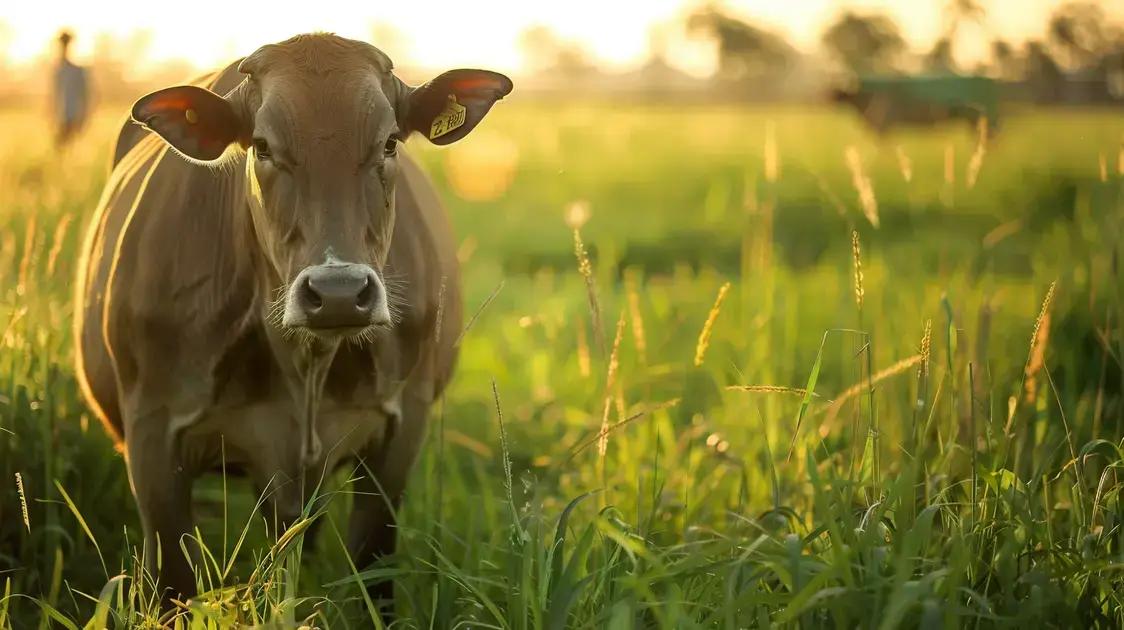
[{"x1": 51, "y1": 30, "x2": 89, "y2": 147}]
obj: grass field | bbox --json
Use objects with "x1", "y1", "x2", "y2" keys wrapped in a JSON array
[{"x1": 0, "y1": 99, "x2": 1122, "y2": 628}]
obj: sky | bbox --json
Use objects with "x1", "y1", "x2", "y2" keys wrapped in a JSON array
[{"x1": 2, "y1": 0, "x2": 1123, "y2": 76}]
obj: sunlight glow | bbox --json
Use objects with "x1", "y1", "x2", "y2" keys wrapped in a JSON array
[{"x1": 1, "y1": 0, "x2": 1118, "y2": 75}]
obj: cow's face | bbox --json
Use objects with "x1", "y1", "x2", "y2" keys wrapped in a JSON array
[{"x1": 131, "y1": 34, "x2": 511, "y2": 341}]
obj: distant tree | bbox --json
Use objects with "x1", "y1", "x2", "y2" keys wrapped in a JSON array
[
  {"x1": 1024, "y1": 40, "x2": 1064, "y2": 101},
  {"x1": 1025, "y1": 41, "x2": 1062, "y2": 77},
  {"x1": 925, "y1": 37, "x2": 956, "y2": 72},
  {"x1": 820, "y1": 11, "x2": 906, "y2": 74},
  {"x1": 990, "y1": 39, "x2": 1022, "y2": 79},
  {"x1": 929, "y1": 0, "x2": 988, "y2": 72},
  {"x1": 687, "y1": 6, "x2": 796, "y2": 81},
  {"x1": 943, "y1": 0, "x2": 986, "y2": 37},
  {"x1": 1047, "y1": 1, "x2": 1116, "y2": 69},
  {"x1": 1105, "y1": 49, "x2": 1124, "y2": 98},
  {"x1": 518, "y1": 25, "x2": 595, "y2": 78}
]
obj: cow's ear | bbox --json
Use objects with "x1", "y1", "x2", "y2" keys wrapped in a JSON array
[
  {"x1": 132, "y1": 85, "x2": 247, "y2": 162},
  {"x1": 406, "y1": 69, "x2": 512, "y2": 145}
]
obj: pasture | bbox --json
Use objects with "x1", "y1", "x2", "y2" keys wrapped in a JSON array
[{"x1": 0, "y1": 100, "x2": 1122, "y2": 627}]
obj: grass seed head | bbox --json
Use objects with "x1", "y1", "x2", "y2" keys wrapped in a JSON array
[
  {"x1": 919, "y1": 318, "x2": 933, "y2": 377},
  {"x1": 576, "y1": 324, "x2": 591, "y2": 378},
  {"x1": 851, "y1": 230, "x2": 865, "y2": 311},
  {"x1": 17, "y1": 215, "x2": 37, "y2": 296},
  {"x1": 46, "y1": 214, "x2": 72, "y2": 276},
  {"x1": 15, "y1": 472, "x2": 29, "y2": 532},
  {"x1": 944, "y1": 143, "x2": 956, "y2": 185},
  {"x1": 572, "y1": 227, "x2": 604, "y2": 354},
  {"x1": 694, "y1": 282, "x2": 731, "y2": 367},
  {"x1": 966, "y1": 118, "x2": 988, "y2": 189},
  {"x1": 823, "y1": 354, "x2": 924, "y2": 429},
  {"x1": 726, "y1": 385, "x2": 813, "y2": 397},
  {"x1": 1024, "y1": 281, "x2": 1056, "y2": 401},
  {"x1": 845, "y1": 146, "x2": 879, "y2": 227},
  {"x1": 432, "y1": 275, "x2": 447, "y2": 347},
  {"x1": 625, "y1": 271, "x2": 647, "y2": 365},
  {"x1": 598, "y1": 313, "x2": 627, "y2": 457},
  {"x1": 895, "y1": 146, "x2": 913, "y2": 183},
  {"x1": 764, "y1": 120, "x2": 779, "y2": 183},
  {"x1": 1028, "y1": 281, "x2": 1056, "y2": 359}
]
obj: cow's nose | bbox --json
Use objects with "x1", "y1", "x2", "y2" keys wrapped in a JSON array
[{"x1": 292, "y1": 264, "x2": 390, "y2": 329}]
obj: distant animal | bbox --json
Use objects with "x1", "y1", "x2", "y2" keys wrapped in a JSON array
[
  {"x1": 831, "y1": 75, "x2": 1000, "y2": 137},
  {"x1": 74, "y1": 33, "x2": 511, "y2": 613}
]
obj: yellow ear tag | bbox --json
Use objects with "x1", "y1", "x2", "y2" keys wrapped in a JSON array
[
  {"x1": 184, "y1": 108, "x2": 199, "y2": 124},
  {"x1": 429, "y1": 95, "x2": 467, "y2": 139}
]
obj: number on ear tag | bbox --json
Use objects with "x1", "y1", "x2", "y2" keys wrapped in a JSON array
[{"x1": 429, "y1": 95, "x2": 467, "y2": 140}]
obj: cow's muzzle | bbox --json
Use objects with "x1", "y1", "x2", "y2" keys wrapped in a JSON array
[{"x1": 283, "y1": 263, "x2": 391, "y2": 335}]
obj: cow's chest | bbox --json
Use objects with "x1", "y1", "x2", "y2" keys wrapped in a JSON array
[
  {"x1": 181, "y1": 395, "x2": 390, "y2": 473},
  {"x1": 176, "y1": 334, "x2": 397, "y2": 497}
]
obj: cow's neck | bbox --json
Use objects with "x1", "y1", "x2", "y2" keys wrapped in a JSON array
[
  {"x1": 264, "y1": 322, "x2": 338, "y2": 468},
  {"x1": 256, "y1": 260, "x2": 340, "y2": 469},
  {"x1": 293, "y1": 339, "x2": 338, "y2": 468}
]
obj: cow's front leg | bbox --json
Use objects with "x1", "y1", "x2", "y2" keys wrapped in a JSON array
[
  {"x1": 124, "y1": 411, "x2": 196, "y2": 609},
  {"x1": 348, "y1": 389, "x2": 429, "y2": 616}
]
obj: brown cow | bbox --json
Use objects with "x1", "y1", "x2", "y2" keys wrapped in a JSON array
[{"x1": 74, "y1": 33, "x2": 511, "y2": 613}]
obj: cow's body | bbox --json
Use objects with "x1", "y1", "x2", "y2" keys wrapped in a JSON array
[{"x1": 72, "y1": 39, "x2": 490, "y2": 611}]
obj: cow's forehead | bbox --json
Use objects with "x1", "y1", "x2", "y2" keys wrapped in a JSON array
[
  {"x1": 242, "y1": 41, "x2": 396, "y2": 132},
  {"x1": 241, "y1": 33, "x2": 393, "y2": 77},
  {"x1": 258, "y1": 69, "x2": 390, "y2": 112}
]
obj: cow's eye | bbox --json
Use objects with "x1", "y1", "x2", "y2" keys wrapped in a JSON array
[
  {"x1": 252, "y1": 138, "x2": 272, "y2": 160},
  {"x1": 383, "y1": 137, "x2": 398, "y2": 157}
]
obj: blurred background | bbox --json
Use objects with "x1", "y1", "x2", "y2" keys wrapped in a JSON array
[
  {"x1": 2, "y1": 1, "x2": 1124, "y2": 627},
  {"x1": 3, "y1": 0, "x2": 1124, "y2": 108}
]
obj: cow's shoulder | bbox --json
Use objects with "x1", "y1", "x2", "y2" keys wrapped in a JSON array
[
  {"x1": 102, "y1": 96, "x2": 256, "y2": 383},
  {"x1": 106, "y1": 151, "x2": 254, "y2": 333}
]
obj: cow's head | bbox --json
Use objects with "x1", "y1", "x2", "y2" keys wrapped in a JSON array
[{"x1": 131, "y1": 34, "x2": 511, "y2": 340}]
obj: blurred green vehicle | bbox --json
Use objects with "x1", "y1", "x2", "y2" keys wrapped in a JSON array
[{"x1": 832, "y1": 74, "x2": 1001, "y2": 136}]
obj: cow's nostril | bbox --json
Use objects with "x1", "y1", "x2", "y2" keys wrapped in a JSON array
[
  {"x1": 302, "y1": 276, "x2": 323, "y2": 309},
  {"x1": 355, "y1": 277, "x2": 374, "y2": 310}
]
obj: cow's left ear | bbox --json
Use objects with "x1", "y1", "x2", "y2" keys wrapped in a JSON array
[
  {"x1": 132, "y1": 85, "x2": 247, "y2": 162},
  {"x1": 406, "y1": 69, "x2": 513, "y2": 145}
]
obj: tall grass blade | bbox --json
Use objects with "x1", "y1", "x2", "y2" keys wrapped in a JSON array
[{"x1": 53, "y1": 481, "x2": 107, "y2": 578}]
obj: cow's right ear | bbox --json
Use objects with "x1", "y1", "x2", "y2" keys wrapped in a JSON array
[{"x1": 132, "y1": 86, "x2": 247, "y2": 162}]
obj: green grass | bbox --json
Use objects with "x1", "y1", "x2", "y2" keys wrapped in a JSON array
[{"x1": 0, "y1": 100, "x2": 1122, "y2": 628}]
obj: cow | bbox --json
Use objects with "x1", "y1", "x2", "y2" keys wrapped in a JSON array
[
  {"x1": 73, "y1": 33, "x2": 511, "y2": 614},
  {"x1": 831, "y1": 75, "x2": 1000, "y2": 138}
]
